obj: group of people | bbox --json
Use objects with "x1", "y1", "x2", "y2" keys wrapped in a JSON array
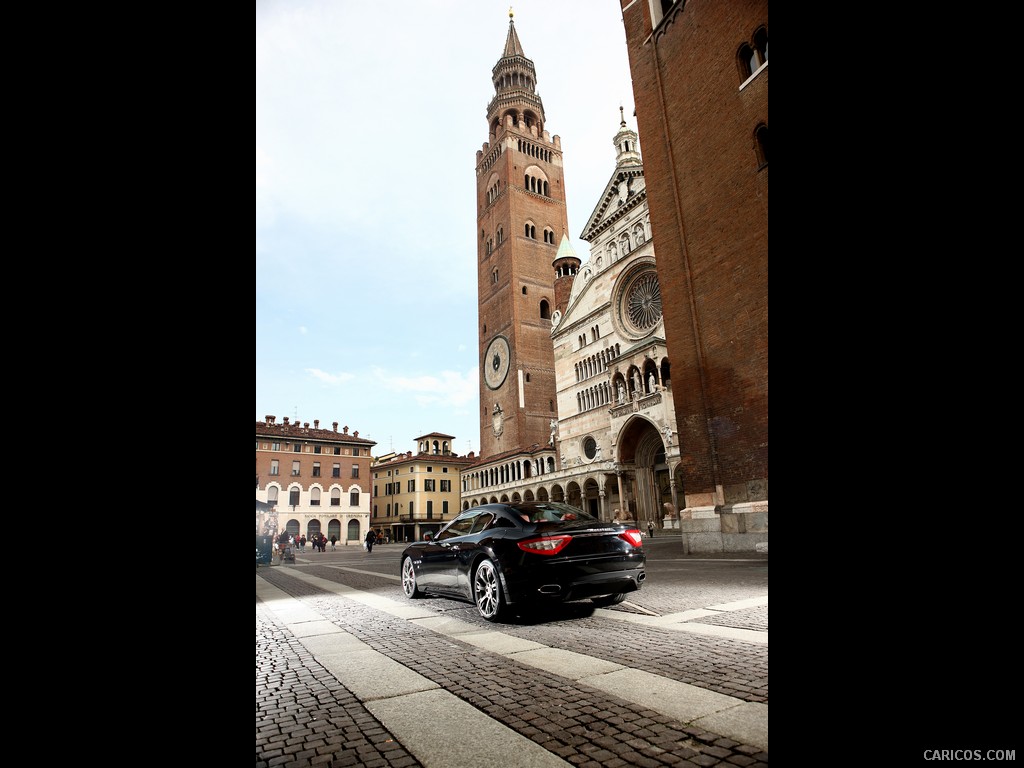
[
  {"x1": 275, "y1": 530, "x2": 339, "y2": 560},
  {"x1": 273, "y1": 529, "x2": 391, "y2": 559},
  {"x1": 304, "y1": 532, "x2": 332, "y2": 552}
]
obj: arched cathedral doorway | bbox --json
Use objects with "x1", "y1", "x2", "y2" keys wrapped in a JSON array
[{"x1": 613, "y1": 416, "x2": 675, "y2": 531}]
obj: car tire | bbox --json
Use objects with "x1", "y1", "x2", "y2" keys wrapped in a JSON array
[
  {"x1": 591, "y1": 593, "x2": 626, "y2": 607},
  {"x1": 402, "y1": 556, "x2": 422, "y2": 598},
  {"x1": 473, "y1": 559, "x2": 506, "y2": 621}
]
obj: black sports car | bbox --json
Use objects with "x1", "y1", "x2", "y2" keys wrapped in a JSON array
[{"x1": 399, "y1": 501, "x2": 646, "y2": 621}]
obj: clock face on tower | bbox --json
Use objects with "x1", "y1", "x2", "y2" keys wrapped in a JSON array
[{"x1": 483, "y1": 335, "x2": 511, "y2": 390}]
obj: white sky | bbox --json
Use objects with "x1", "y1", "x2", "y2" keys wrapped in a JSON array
[{"x1": 256, "y1": 0, "x2": 637, "y2": 457}]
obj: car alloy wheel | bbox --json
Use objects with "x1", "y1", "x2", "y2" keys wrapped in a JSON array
[
  {"x1": 473, "y1": 559, "x2": 505, "y2": 621},
  {"x1": 402, "y1": 556, "x2": 422, "y2": 598}
]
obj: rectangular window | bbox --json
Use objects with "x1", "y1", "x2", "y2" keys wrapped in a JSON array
[
  {"x1": 427, "y1": 466, "x2": 433, "y2": 472},
  {"x1": 409, "y1": 501, "x2": 414, "y2": 517},
  {"x1": 442, "y1": 466, "x2": 449, "y2": 473},
  {"x1": 331, "y1": 496, "x2": 340, "y2": 506},
  {"x1": 407, "y1": 479, "x2": 415, "y2": 493},
  {"x1": 443, "y1": 501, "x2": 449, "y2": 516},
  {"x1": 440, "y1": 479, "x2": 450, "y2": 492},
  {"x1": 314, "y1": 445, "x2": 322, "y2": 454},
  {"x1": 334, "y1": 447, "x2": 341, "y2": 455},
  {"x1": 272, "y1": 442, "x2": 281, "y2": 451},
  {"x1": 351, "y1": 464, "x2": 359, "y2": 478},
  {"x1": 270, "y1": 460, "x2": 279, "y2": 476},
  {"x1": 427, "y1": 500, "x2": 433, "y2": 520},
  {"x1": 350, "y1": 490, "x2": 359, "y2": 506},
  {"x1": 333, "y1": 464, "x2": 340, "y2": 477},
  {"x1": 353, "y1": 448, "x2": 360, "y2": 457},
  {"x1": 291, "y1": 461, "x2": 301, "y2": 476},
  {"x1": 294, "y1": 444, "x2": 302, "y2": 453},
  {"x1": 424, "y1": 479, "x2": 435, "y2": 492}
]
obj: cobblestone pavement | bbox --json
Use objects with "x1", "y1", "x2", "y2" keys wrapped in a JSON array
[{"x1": 257, "y1": 538, "x2": 768, "y2": 767}]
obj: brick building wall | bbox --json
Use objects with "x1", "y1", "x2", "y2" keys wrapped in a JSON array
[
  {"x1": 620, "y1": 0, "x2": 768, "y2": 509},
  {"x1": 476, "y1": 21, "x2": 569, "y2": 461}
]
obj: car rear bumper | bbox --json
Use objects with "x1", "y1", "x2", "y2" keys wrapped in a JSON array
[{"x1": 506, "y1": 563, "x2": 646, "y2": 604}]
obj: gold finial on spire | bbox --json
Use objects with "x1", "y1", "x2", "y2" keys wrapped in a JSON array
[
  {"x1": 620, "y1": 105, "x2": 626, "y2": 126},
  {"x1": 509, "y1": 6, "x2": 514, "y2": 19}
]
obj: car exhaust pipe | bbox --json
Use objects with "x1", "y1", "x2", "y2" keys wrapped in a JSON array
[
  {"x1": 538, "y1": 584, "x2": 562, "y2": 595},
  {"x1": 637, "y1": 572, "x2": 646, "y2": 583}
]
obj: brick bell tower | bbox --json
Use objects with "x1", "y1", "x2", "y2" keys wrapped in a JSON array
[{"x1": 475, "y1": 10, "x2": 569, "y2": 460}]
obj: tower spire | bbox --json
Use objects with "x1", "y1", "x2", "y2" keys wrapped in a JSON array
[
  {"x1": 503, "y1": 9, "x2": 525, "y2": 58},
  {"x1": 489, "y1": 8, "x2": 543, "y2": 133},
  {"x1": 614, "y1": 106, "x2": 641, "y2": 167}
]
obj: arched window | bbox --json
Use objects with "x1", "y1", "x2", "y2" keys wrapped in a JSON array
[
  {"x1": 738, "y1": 26, "x2": 768, "y2": 82},
  {"x1": 755, "y1": 124, "x2": 768, "y2": 168},
  {"x1": 753, "y1": 27, "x2": 768, "y2": 65},
  {"x1": 540, "y1": 299, "x2": 550, "y2": 320}
]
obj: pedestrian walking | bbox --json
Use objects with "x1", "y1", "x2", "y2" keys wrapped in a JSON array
[
  {"x1": 330, "y1": 533, "x2": 337, "y2": 551},
  {"x1": 647, "y1": 521, "x2": 655, "y2": 538},
  {"x1": 364, "y1": 528, "x2": 377, "y2": 553}
]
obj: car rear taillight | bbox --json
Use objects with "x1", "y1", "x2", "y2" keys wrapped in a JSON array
[
  {"x1": 518, "y1": 535, "x2": 572, "y2": 555},
  {"x1": 620, "y1": 529, "x2": 644, "y2": 547}
]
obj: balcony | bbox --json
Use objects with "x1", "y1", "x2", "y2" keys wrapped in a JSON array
[{"x1": 399, "y1": 514, "x2": 441, "y2": 523}]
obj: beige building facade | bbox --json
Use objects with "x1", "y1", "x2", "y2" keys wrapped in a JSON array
[{"x1": 372, "y1": 433, "x2": 475, "y2": 543}]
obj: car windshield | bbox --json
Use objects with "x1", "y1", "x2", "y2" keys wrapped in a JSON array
[{"x1": 515, "y1": 503, "x2": 596, "y2": 524}]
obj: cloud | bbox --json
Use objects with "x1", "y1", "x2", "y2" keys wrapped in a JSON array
[
  {"x1": 372, "y1": 367, "x2": 478, "y2": 408},
  {"x1": 305, "y1": 368, "x2": 355, "y2": 385}
]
